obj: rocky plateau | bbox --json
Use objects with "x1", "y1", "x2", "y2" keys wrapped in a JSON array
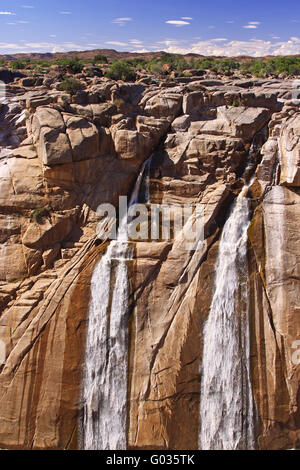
[{"x1": 0, "y1": 68, "x2": 299, "y2": 450}]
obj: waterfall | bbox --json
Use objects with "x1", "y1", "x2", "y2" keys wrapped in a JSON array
[
  {"x1": 82, "y1": 159, "x2": 150, "y2": 450},
  {"x1": 274, "y1": 137, "x2": 282, "y2": 186},
  {"x1": 199, "y1": 184, "x2": 255, "y2": 450}
]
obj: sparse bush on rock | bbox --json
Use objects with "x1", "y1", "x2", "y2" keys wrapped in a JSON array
[
  {"x1": 57, "y1": 78, "x2": 85, "y2": 95},
  {"x1": 105, "y1": 60, "x2": 136, "y2": 81},
  {"x1": 55, "y1": 56, "x2": 84, "y2": 74}
]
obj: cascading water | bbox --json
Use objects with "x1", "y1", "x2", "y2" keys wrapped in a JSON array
[
  {"x1": 82, "y1": 159, "x2": 150, "y2": 450},
  {"x1": 199, "y1": 184, "x2": 255, "y2": 450}
]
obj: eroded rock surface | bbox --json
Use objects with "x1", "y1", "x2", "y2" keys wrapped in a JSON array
[{"x1": 0, "y1": 74, "x2": 299, "y2": 450}]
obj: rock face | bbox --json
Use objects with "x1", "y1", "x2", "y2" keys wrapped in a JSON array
[
  {"x1": 280, "y1": 114, "x2": 300, "y2": 186},
  {"x1": 0, "y1": 74, "x2": 299, "y2": 450}
]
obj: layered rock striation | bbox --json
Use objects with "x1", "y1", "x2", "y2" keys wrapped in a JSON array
[{"x1": 0, "y1": 73, "x2": 299, "y2": 449}]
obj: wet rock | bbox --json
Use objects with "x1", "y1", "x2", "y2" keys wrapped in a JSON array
[{"x1": 0, "y1": 75, "x2": 299, "y2": 451}]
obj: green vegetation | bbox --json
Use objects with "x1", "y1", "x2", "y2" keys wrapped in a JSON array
[
  {"x1": 112, "y1": 97, "x2": 125, "y2": 111},
  {"x1": 146, "y1": 53, "x2": 188, "y2": 74},
  {"x1": 10, "y1": 60, "x2": 27, "y2": 70},
  {"x1": 105, "y1": 60, "x2": 136, "y2": 81},
  {"x1": 144, "y1": 54, "x2": 300, "y2": 78},
  {"x1": 31, "y1": 59, "x2": 51, "y2": 72},
  {"x1": 4, "y1": 52, "x2": 300, "y2": 79},
  {"x1": 9, "y1": 58, "x2": 51, "y2": 72},
  {"x1": 31, "y1": 207, "x2": 51, "y2": 224},
  {"x1": 240, "y1": 56, "x2": 300, "y2": 77},
  {"x1": 55, "y1": 56, "x2": 84, "y2": 74},
  {"x1": 124, "y1": 57, "x2": 147, "y2": 69},
  {"x1": 57, "y1": 78, "x2": 85, "y2": 94},
  {"x1": 147, "y1": 62, "x2": 165, "y2": 76},
  {"x1": 93, "y1": 54, "x2": 108, "y2": 64}
]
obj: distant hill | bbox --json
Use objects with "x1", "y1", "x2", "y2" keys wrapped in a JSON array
[
  {"x1": 1, "y1": 48, "x2": 300, "y2": 62},
  {"x1": 0, "y1": 49, "x2": 169, "y2": 62}
]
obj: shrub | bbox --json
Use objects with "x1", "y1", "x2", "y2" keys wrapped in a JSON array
[
  {"x1": 31, "y1": 207, "x2": 51, "y2": 224},
  {"x1": 112, "y1": 97, "x2": 125, "y2": 111},
  {"x1": 217, "y1": 60, "x2": 240, "y2": 74},
  {"x1": 160, "y1": 53, "x2": 187, "y2": 70},
  {"x1": 55, "y1": 56, "x2": 84, "y2": 74},
  {"x1": 289, "y1": 64, "x2": 300, "y2": 76},
  {"x1": 124, "y1": 58, "x2": 147, "y2": 70},
  {"x1": 11, "y1": 60, "x2": 26, "y2": 70},
  {"x1": 57, "y1": 78, "x2": 85, "y2": 95},
  {"x1": 239, "y1": 57, "x2": 300, "y2": 77},
  {"x1": 196, "y1": 58, "x2": 218, "y2": 71},
  {"x1": 147, "y1": 62, "x2": 165, "y2": 76},
  {"x1": 31, "y1": 59, "x2": 51, "y2": 70},
  {"x1": 93, "y1": 54, "x2": 108, "y2": 64},
  {"x1": 105, "y1": 60, "x2": 136, "y2": 81},
  {"x1": 146, "y1": 54, "x2": 188, "y2": 74}
]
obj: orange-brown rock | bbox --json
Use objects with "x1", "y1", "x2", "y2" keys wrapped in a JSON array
[{"x1": 0, "y1": 75, "x2": 299, "y2": 451}]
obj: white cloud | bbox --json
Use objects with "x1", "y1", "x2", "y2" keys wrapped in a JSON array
[
  {"x1": 25, "y1": 42, "x2": 60, "y2": 49},
  {"x1": 60, "y1": 11, "x2": 71, "y2": 15},
  {"x1": 243, "y1": 21, "x2": 261, "y2": 29},
  {"x1": 166, "y1": 20, "x2": 190, "y2": 27},
  {"x1": 0, "y1": 40, "x2": 97, "y2": 54},
  {"x1": 153, "y1": 37, "x2": 300, "y2": 57},
  {"x1": 0, "y1": 11, "x2": 15, "y2": 15},
  {"x1": 181, "y1": 17, "x2": 193, "y2": 20},
  {"x1": 132, "y1": 48, "x2": 150, "y2": 53},
  {"x1": 113, "y1": 17, "x2": 132, "y2": 26},
  {"x1": 6, "y1": 20, "x2": 29, "y2": 25},
  {"x1": 52, "y1": 45, "x2": 65, "y2": 53},
  {"x1": 114, "y1": 17, "x2": 132, "y2": 21},
  {"x1": 157, "y1": 39, "x2": 187, "y2": 47},
  {"x1": 226, "y1": 20, "x2": 235, "y2": 24},
  {"x1": 0, "y1": 42, "x2": 26, "y2": 50},
  {"x1": 105, "y1": 41, "x2": 128, "y2": 46},
  {"x1": 21, "y1": 5, "x2": 34, "y2": 8},
  {"x1": 63, "y1": 42, "x2": 86, "y2": 49},
  {"x1": 1, "y1": 35, "x2": 300, "y2": 58},
  {"x1": 49, "y1": 34, "x2": 56, "y2": 38}
]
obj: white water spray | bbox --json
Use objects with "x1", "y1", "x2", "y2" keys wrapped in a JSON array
[
  {"x1": 82, "y1": 159, "x2": 150, "y2": 450},
  {"x1": 199, "y1": 185, "x2": 255, "y2": 450}
]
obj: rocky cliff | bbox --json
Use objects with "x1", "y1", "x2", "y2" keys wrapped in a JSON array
[{"x1": 0, "y1": 72, "x2": 299, "y2": 449}]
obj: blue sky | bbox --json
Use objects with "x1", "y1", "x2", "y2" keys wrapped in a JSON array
[{"x1": 0, "y1": 0, "x2": 300, "y2": 56}]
